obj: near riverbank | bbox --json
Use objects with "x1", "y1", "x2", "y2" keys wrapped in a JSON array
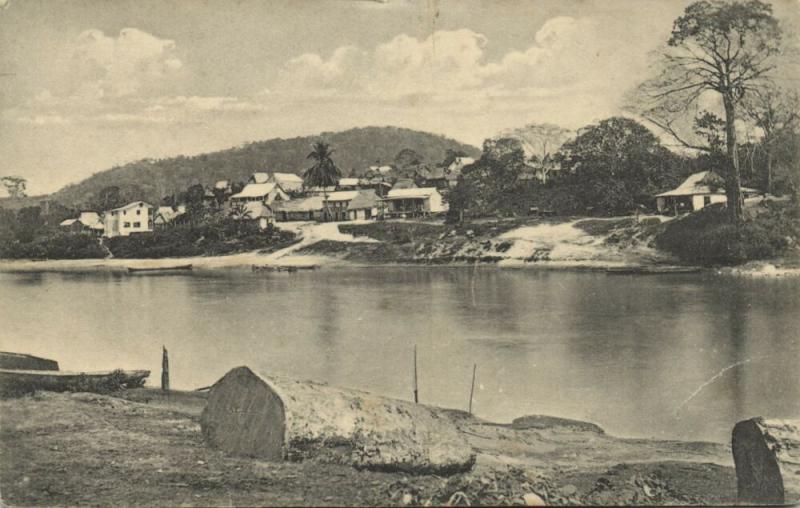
[{"x1": 0, "y1": 388, "x2": 737, "y2": 506}]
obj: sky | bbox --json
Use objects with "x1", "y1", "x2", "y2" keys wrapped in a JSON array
[{"x1": 0, "y1": 0, "x2": 798, "y2": 195}]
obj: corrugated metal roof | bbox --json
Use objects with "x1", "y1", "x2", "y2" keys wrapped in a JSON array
[
  {"x1": 386, "y1": 187, "x2": 439, "y2": 199},
  {"x1": 326, "y1": 191, "x2": 360, "y2": 201},
  {"x1": 231, "y1": 183, "x2": 277, "y2": 199},
  {"x1": 273, "y1": 196, "x2": 325, "y2": 212}
]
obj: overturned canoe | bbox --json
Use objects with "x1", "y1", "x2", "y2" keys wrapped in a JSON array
[
  {"x1": 201, "y1": 366, "x2": 475, "y2": 475},
  {"x1": 251, "y1": 264, "x2": 319, "y2": 273},
  {"x1": 0, "y1": 351, "x2": 59, "y2": 371},
  {"x1": 127, "y1": 264, "x2": 193, "y2": 273},
  {"x1": 0, "y1": 368, "x2": 150, "y2": 397},
  {"x1": 605, "y1": 266, "x2": 702, "y2": 275}
]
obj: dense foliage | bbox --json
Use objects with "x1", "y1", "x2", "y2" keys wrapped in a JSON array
[
  {"x1": 106, "y1": 219, "x2": 297, "y2": 259},
  {"x1": 655, "y1": 201, "x2": 800, "y2": 265},
  {"x1": 449, "y1": 117, "x2": 690, "y2": 218},
  {"x1": 0, "y1": 232, "x2": 106, "y2": 260}
]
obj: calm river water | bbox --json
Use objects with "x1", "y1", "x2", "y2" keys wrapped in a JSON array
[{"x1": 1, "y1": 267, "x2": 798, "y2": 443}]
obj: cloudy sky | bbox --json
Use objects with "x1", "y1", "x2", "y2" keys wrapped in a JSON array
[{"x1": 0, "y1": 0, "x2": 798, "y2": 195}]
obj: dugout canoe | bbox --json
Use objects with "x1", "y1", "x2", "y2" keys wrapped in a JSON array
[
  {"x1": 127, "y1": 264, "x2": 193, "y2": 273},
  {"x1": 0, "y1": 351, "x2": 59, "y2": 371},
  {"x1": 605, "y1": 266, "x2": 703, "y2": 275},
  {"x1": 0, "y1": 368, "x2": 150, "y2": 396}
]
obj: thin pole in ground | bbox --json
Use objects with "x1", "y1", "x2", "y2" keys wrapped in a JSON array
[
  {"x1": 468, "y1": 363, "x2": 477, "y2": 414},
  {"x1": 413, "y1": 344, "x2": 419, "y2": 404},
  {"x1": 161, "y1": 346, "x2": 170, "y2": 393}
]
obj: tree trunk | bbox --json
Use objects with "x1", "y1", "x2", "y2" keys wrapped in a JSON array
[
  {"x1": 200, "y1": 366, "x2": 476, "y2": 475},
  {"x1": 732, "y1": 418, "x2": 800, "y2": 505},
  {"x1": 723, "y1": 92, "x2": 743, "y2": 220},
  {"x1": 766, "y1": 149, "x2": 773, "y2": 195}
]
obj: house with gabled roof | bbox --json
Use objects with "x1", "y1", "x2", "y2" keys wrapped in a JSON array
[
  {"x1": 655, "y1": 171, "x2": 759, "y2": 214},
  {"x1": 230, "y1": 182, "x2": 290, "y2": 205},
  {"x1": 103, "y1": 201, "x2": 155, "y2": 237}
]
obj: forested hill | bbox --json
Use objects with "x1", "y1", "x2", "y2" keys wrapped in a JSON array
[{"x1": 38, "y1": 126, "x2": 480, "y2": 208}]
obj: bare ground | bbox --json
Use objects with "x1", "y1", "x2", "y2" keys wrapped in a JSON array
[{"x1": 0, "y1": 389, "x2": 738, "y2": 506}]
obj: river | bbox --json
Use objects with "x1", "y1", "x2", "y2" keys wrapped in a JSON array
[{"x1": 1, "y1": 266, "x2": 798, "y2": 443}]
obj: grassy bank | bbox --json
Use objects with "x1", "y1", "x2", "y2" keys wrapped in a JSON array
[
  {"x1": 0, "y1": 389, "x2": 738, "y2": 506},
  {"x1": 655, "y1": 201, "x2": 800, "y2": 266}
]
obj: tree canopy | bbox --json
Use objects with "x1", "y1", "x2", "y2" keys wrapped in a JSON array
[{"x1": 633, "y1": 0, "x2": 783, "y2": 220}]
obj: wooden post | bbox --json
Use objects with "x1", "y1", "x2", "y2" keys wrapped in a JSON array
[
  {"x1": 413, "y1": 345, "x2": 418, "y2": 404},
  {"x1": 468, "y1": 364, "x2": 477, "y2": 414},
  {"x1": 161, "y1": 346, "x2": 170, "y2": 393}
]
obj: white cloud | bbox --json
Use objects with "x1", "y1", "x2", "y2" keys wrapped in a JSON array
[
  {"x1": 68, "y1": 28, "x2": 183, "y2": 98},
  {"x1": 271, "y1": 17, "x2": 648, "y2": 108}
]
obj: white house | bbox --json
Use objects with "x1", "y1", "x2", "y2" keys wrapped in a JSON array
[
  {"x1": 229, "y1": 182, "x2": 290, "y2": 205},
  {"x1": 655, "y1": 171, "x2": 760, "y2": 214},
  {"x1": 337, "y1": 177, "x2": 361, "y2": 190},
  {"x1": 103, "y1": 201, "x2": 155, "y2": 237},
  {"x1": 237, "y1": 202, "x2": 275, "y2": 230},
  {"x1": 383, "y1": 187, "x2": 447, "y2": 218},
  {"x1": 269, "y1": 172, "x2": 304, "y2": 193}
]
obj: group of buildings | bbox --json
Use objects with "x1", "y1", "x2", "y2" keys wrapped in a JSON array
[
  {"x1": 59, "y1": 156, "x2": 757, "y2": 238},
  {"x1": 59, "y1": 159, "x2": 473, "y2": 238}
]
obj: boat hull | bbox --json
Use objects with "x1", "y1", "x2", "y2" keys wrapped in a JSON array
[{"x1": 0, "y1": 368, "x2": 150, "y2": 397}]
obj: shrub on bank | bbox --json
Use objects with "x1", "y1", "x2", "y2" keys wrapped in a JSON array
[
  {"x1": 655, "y1": 203, "x2": 799, "y2": 265},
  {"x1": 106, "y1": 221, "x2": 296, "y2": 259},
  {"x1": 0, "y1": 232, "x2": 106, "y2": 260}
]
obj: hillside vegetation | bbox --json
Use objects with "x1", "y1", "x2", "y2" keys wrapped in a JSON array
[{"x1": 9, "y1": 127, "x2": 478, "y2": 209}]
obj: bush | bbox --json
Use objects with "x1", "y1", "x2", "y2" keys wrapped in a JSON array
[
  {"x1": 0, "y1": 232, "x2": 106, "y2": 260},
  {"x1": 107, "y1": 221, "x2": 297, "y2": 259},
  {"x1": 655, "y1": 203, "x2": 799, "y2": 265}
]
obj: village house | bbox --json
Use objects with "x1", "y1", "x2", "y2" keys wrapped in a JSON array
[
  {"x1": 336, "y1": 177, "x2": 361, "y2": 191},
  {"x1": 103, "y1": 201, "x2": 155, "y2": 238},
  {"x1": 655, "y1": 171, "x2": 760, "y2": 215},
  {"x1": 269, "y1": 173, "x2": 304, "y2": 193},
  {"x1": 153, "y1": 205, "x2": 188, "y2": 228},
  {"x1": 324, "y1": 190, "x2": 380, "y2": 221},
  {"x1": 236, "y1": 202, "x2": 275, "y2": 230},
  {"x1": 229, "y1": 182, "x2": 290, "y2": 205},
  {"x1": 305, "y1": 186, "x2": 337, "y2": 196},
  {"x1": 59, "y1": 212, "x2": 104, "y2": 236},
  {"x1": 249, "y1": 172, "x2": 270, "y2": 184},
  {"x1": 273, "y1": 196, "x2": 326, "y2": 222},
  {"x1": 382, "y1": 187, "x2": 447, "y2": 218},
  {"x1": 415, "y1": 166, "x2": 449, "y2": 190},
  {"x1": 445, "y1": 156, "x2": 475, "y2": 187}
]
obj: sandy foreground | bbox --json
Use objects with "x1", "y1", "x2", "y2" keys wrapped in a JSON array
[{"x1": 0, "y1": 389, "x2": 739, "y2": 506}]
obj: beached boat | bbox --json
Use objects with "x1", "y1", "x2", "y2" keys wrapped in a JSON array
[
  {"x1": 0, "y1": 368, "x2": 150, "y2": 396},
  {"x1": 605, "y1": 266, "x2": 703, "y2": 275},
  {"x1": 0, "y1": 351, "x2": 59, "y2": 371},
  {"x1": 251, "y1": 264, "x2": 318, "y2": 273},
  {"x1": 127, "y1": 264, "x2": 193, "y2": 273}
]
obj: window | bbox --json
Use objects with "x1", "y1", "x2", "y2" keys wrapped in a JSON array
[
  {"x1": 124, "y1": 222, "x2": 131, "y2": 228},
  {"x1": 133, "y1": 222, "x2": 141, "y2": 228},
  {"x1": 136, "y1": 210, "x2": 141, "y2": 215},
  {"x1": 703, "y1": 196, "x2": 711, "y2": 206}
]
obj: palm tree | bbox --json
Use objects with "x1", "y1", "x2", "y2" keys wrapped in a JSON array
[{"x1": 303, "y1": 141, "x2": 341, "y2": 221}]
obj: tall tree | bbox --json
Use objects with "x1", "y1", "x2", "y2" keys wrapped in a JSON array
[
  {"x1": 1, "y1": 176, "x2": 27, "y2": 198},
  {"x1": 558, "y1": 117, "x2": 686, "y2": 215},
  {"x1": 500, "y1": 123, "x2": 574, "y2": 183},
  {"x1": 303, "y1": 141, "x2": 341, "y2": 221},
  {"x1": 633, "y1": 0, "x2": 782, "y2": 220},
  {"x1": 742, "y1": 85, "x2": 800, "y2": 193}
]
